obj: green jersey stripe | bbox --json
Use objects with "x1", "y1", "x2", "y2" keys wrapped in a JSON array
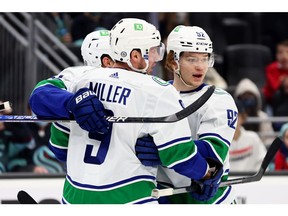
[
  {"x1": 50, "y1": 124, "x2": 69, "y2": 148},
  {"x1": 34, "y1": 79, "x2": 66, "y2": 91},
  {"x1": 63, "y1": 178, "x2": 156, "y2": 204},
  {"x1": 159, "y1": 140, "x2": 196, "y2": 167},
  {"x1": 199, "y1": 137, "x2": 229, "y2": 162}
]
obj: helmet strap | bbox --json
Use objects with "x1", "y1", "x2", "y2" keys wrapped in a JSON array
[{"x1": 174, "y1": 61, "x2": 194, "y2": 88}]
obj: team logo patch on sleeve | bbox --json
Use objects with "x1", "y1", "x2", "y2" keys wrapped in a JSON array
[{"x1": 152, "y1": 76, "x2": 170, "y2": 86}]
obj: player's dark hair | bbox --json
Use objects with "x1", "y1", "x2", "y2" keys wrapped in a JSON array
[
  {"x1": 277, "y1": 39, "x2": 288, "y2": 47},
  {"x1": 165, "y1": 51, "x2": 176, "y2": 73}
]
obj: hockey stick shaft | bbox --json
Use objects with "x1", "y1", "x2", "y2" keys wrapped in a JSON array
[
  {"x1": 219, "y1": 136, "x2": 282, "y2": 187},
  {"x1": 0, "y1": 85, "x2": 215, "y2": 123},
  {"x1": 151, "y1": 137, "x2": 282, "y2": 199}
]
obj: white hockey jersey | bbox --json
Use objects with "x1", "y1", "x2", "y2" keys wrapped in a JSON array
[
  {"x1": 157, "y1": 84, "x2": 238, "y2": 204},
  {"x1": 46, "y1": 66, "x2": 209, "y2": 204}
]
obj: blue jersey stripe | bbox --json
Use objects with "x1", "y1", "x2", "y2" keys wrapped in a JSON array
[
  {"x1": 199, "y1": 133, "x2": 231, "y2": 146},
  {"x1": 194, "y1": 140, "x2": 218, "y2": 159},
  {"x1": 54, "y1": 122, "x2": 70, "y2": 133},
  {"x1": 158, "y1": 136, "x2": 192, "y2": 149},
  {"x1": 216, "y1": 186, "x2": 232, "y2": 204},
  {"x1": 134, "y1": 198, "x2": 157, "y2": 204},
  {"x1": 66, "y1": 174, "x2": 156, "y2": 190},
  {"x1": 179, "y1": 83, "x2": 208, "y2": 94},
  {"x1": 49, "y1": 141, "x2": 67, "y2": 162}
]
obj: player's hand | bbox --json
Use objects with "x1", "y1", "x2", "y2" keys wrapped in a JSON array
[
  {"x1": 190, "y1": 158, "x2": 223, "y2": 201},
  {"x1": 135, "y1": 135, "x2": 162, "y2": 166},
  {"x1": 66, "y1": 87, "x2": 110, "y2": 134}
]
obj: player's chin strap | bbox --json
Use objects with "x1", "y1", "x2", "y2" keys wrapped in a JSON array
[
  {"x1": 174, "y1": 61, "x2": 194, "y2": 87},
  {"x1": 127, "y1": 59, "x2": 149, "y2": 74}
]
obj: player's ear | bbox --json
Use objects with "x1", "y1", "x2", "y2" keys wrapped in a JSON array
[
  {"x1": 102, "y1": 57, "x2": 115, "y2": 68},
  {"x1": 130, "y1": 49, "x2": 141, "y2": 63}
]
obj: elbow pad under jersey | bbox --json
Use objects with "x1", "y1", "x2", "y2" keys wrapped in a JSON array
[{"x1": 29, "y1": 85, "x2": 73, "y2": 119}]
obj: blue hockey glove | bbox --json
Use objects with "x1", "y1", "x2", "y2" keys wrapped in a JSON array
[
  {"x1": 135, "y1": 135, "x2": 162, "y2": 166},
  {"x1": 190, "y1": 158, "x2": 223, "y2": 201},
  {"x1": 66, "y1": 88, "x2": 110, "y2": 134}
]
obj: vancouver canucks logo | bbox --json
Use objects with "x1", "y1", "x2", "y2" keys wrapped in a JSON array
[{"x1": 152, "y1": 76, "x2": 170, "y2": 86}]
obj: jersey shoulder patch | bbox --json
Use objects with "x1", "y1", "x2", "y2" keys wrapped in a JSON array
[
  {"x1": 152, "y1": 76, "x2": 170, "y2": 86},
  {"x1": 214, "y1": 87, "x2": 230, "y2": 95}
]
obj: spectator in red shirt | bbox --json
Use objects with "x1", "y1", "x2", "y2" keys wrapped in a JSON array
[
  {"x1": 271, "y1": 76, "x2": 288, "y2": 130},
  {"x1": 263, "y1": 40, "x2": 288, "y2": 104},
  {"x1": 275, "y1": 123, "x2": 288, "y2": 170}
]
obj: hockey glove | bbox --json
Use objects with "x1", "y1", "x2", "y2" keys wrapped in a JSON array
[
  {"x1": 190, "y1": 157, "x2": 223, "y2": 201},
  {"x1": 66, "y1": 88, "x2": 110, "y2": 134},
  {"x1": 135, "y1": 135, "x2": 162, "y2": 166}
]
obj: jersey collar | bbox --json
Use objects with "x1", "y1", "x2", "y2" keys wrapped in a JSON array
[{"x1": 179, "y1": 83, "x2": 208, "y2": 94}]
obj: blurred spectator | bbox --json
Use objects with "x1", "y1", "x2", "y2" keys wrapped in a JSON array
[
  {"x1": 158, "y1": 13, "x2": 190, "y2": 81},
  {"x1": 159, "y1": 13, "x2": 190, "y2": 43},
  {"x1": 204, "y1": 67, "x2": 228, "y2": 90},
  {"x1": 274, "y1": 123, "x2": 288, "y2": 170},
  {"x1": 70, "y1": 13, "x2": 102, "y2": 46},
  {"x1": 97, "y1": 12, "x2": 149, "y2": 32},
  {"x1": 263, "y1": 39, "x2": 288, "y2": 104},
  {"x1": 0, "y1": 101, "x2": 47, "y2": 173},
  {"x1": 271, "y1": 76, "x2": 288, "y2": 130},
  {"x1": 51, "y1": 13, "x2": 72, "y2": 44},
  {"x1": 261, "y1": 13, "x2": 288, "y2": 55},
  {"x1": 229, "y1": 100, "x2": 267, "y2": 172},
  {"x1": 27, "y1": 105, "x2": 66, "y2": 174},
  {"x1": 234, "y1": 78, "x2": 274, "y2": 148}
]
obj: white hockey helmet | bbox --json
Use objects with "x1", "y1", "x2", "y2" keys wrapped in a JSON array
[
  {"x1": 110, "y1": 18, "x2": 164, "y2": 65},
  {"x1": 81, "y1": 29, "x2": 112, "y2": 67},
  {"x1": 167, "y1": 25, "x2": 214, "y2": 66}
]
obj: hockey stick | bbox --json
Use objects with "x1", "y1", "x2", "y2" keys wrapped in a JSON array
[
  {"x1": 0, "y1": 85, "x2": 215, "y2": 123},
  {"x1": 151, "y1": 137, "x2": 283, "y2": 199},
  {"x1": 16, "y1": 136, "x2": 281, "y2": 202},
  {"x1": 17, "y1": 190, "x2": 38, "y2": 204}
]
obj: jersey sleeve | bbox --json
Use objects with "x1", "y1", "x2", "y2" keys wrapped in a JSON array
[
  {"x1": 146, "y1": 85, "x2": 209, "y2": 180},
  {"x1": 29, "y1": 67, "x2": 86, "y2": 118},
  {"x1": 29, "y1": 82, "x2": 73, "y2": 118},
  {"x1": 49, "y1": 122, "x2": 70, "y2": 162},
  {"x1": 195, "y1": 89, "x2": 237, "y2": 165}
]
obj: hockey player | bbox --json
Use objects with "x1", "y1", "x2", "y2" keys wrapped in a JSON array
[
  {"x1": 80, "y1": 29, "x2": 115, "y2": 68},
  {"x1": 29, "y1": 18, "x2": 222, "y2": 204},
  {"x1": 135, "y1": 25, "x2": 238, "y2": 204},
  {"x1": 46, "y1": 29, "x2": 115, "y2": 162}
]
